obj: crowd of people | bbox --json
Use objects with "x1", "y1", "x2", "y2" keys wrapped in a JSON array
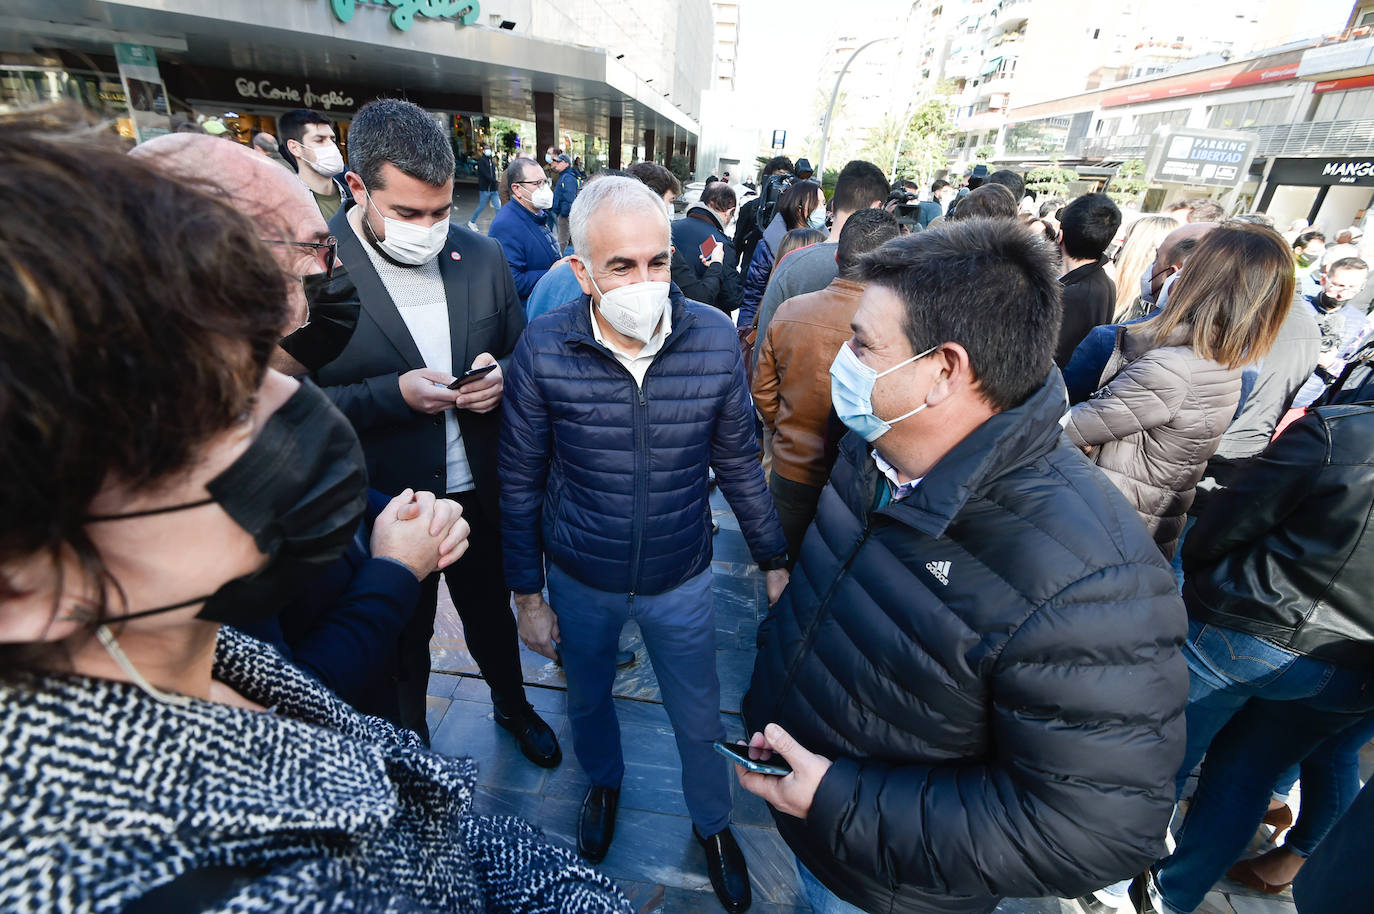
[{"x1": 1, "y1": 96, "x2": 1372, "y2": 914}]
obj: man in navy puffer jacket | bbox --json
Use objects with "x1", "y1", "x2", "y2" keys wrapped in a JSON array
[
  {"x1": 501, "y1": 177, "x2": 788, "y2": 913},
  {"x1": 737, "y1": 220, "x2": 1188, "y2": 914}
]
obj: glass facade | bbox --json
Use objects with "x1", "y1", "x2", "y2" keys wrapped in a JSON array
[{"x1": 1207, "y1": 97, "x2": 1289, "y2": 129}]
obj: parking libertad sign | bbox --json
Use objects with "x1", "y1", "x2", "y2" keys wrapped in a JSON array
[
  {"x1": 1145, "y1": 128, "x2": 1259, "y2": 189},
  {"x1": 329, "y1": 0, "x2": 481, "y2": 30}
]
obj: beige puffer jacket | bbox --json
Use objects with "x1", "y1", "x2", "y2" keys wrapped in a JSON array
[{"x1": 1065, "y1": 324, "x2": 1242, "y2": 557}]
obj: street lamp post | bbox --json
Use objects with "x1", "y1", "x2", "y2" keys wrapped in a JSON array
[{"x1": 817, "y1": 36, "x2": 896, "y2": 178}]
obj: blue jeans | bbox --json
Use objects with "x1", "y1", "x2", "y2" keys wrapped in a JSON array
[
  {"x1": 470, "y1": 189, "x2": 501, "y2": 223},
  {"x1": 1153, "y1": 622, "x2": 1374, "y2": 911},
  {"x1": 796, "y1": 860, "x2": 867, "y2": 914},
  {"x1": 1278, "y1": 712, "x2": 1374, "y2": 857},
  {"x1": 546, "y1": 563, "x2": 731, "y2": 835}
]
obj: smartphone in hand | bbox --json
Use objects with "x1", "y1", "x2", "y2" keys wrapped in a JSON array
[
  {"x1": 713, "y1": 740, "x2": 792, "y2": 776},
  {"x1": 447, "y1": 364, "x2": 498, "y2": 390}
]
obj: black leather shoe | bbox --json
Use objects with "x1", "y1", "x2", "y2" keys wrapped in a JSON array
[
  {"x1": 578, "y1": 785, "x2": 620, "y2": 863},
  {"x1": 492, "y1": 703, "x2": 562, "y2": 769},
  {"x1": 694, "y1": 826, "x2": 751, "y2": 912}
]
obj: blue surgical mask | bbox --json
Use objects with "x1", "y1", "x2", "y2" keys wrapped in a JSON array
[
  {"x1": 808, "y1": 204, "x2": 828, "y2": 230},
  {"x1": 1139, "y1": 268, "x2": 1156, "y2": 306},
  {"x1": 829, "y1": 342, "x2": 938, "y2": 442},
  {"x1": 1157, "y1": 272, "x2": 1178, "y2": 311}
]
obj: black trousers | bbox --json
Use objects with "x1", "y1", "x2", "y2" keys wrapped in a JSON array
[
  {"x1": 769, "y1": 470, "x2": 823, "y2": 571},
  {"x1": 396, "y1": 491, "x2": 527, "y2": 743}
]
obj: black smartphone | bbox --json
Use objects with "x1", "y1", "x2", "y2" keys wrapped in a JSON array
[
  {"x1": 713, "y1": 740, "x2": 792, "y2": 776},
  {"x1": 447, "y1": 364, "x2": 498, "y2": 389}
]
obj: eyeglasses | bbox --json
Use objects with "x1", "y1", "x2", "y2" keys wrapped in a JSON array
[
  {"x1": 514, "y1": 177, "x2": 549, "y2": 189},
  {"x1": 263, "y1": 236, "x2": 338, "y2": 278}
]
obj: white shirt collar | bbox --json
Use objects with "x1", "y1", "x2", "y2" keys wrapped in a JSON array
[{"x1": 872, "y1": 449, "x2": 923, "y2": 501}]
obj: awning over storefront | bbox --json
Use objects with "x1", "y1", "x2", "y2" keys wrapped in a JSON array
[{"x1": 0, "y1": 0, "x2": 700, "y2": 143}]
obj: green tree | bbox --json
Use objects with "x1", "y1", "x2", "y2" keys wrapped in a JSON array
[
  {"x1": 668, "y1": 154, "x2": 691, "y2": 185},
  {"x1": 862, "y1": 90, "x2": 956, "y2": 184},
  {"x1": 1105, "y1": 158, "x2": 1150, "y2": 209},
  {"x1": 1025, "y1": 158, "x2": 1079, "y2": 198}
]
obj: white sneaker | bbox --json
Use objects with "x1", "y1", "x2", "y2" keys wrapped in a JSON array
[{"x1": 467, "y1": 221, "x2": 478, "y2": 232}]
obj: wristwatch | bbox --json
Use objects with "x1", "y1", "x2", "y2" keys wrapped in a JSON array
[{"x1": 757, "y1": 554, "x2": 789, "y2": 572}]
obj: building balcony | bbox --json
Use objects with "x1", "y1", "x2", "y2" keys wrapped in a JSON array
[{"x1": 1250, "y1": 118, "x2": 1374, "y2": 156}]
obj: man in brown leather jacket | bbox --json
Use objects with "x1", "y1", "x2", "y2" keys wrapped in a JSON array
[{"x1": 751, "y1": 209, "x2": 900, "y2": 563}]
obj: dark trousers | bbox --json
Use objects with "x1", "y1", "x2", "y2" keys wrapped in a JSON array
[
  {"x1": 396, "y1": 491, "x2": 526, "y2": 743},
  {"x1": 769, "y1": 470, "x2": 823, "y2": 570}
]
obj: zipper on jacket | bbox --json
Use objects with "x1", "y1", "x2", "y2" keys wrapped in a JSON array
[
  {"x1": 628, "y1": 380, "x2": 649, "y2": 595},
  {"x1": 770, "y1": 477, "x2": 886, "y2": 720}
]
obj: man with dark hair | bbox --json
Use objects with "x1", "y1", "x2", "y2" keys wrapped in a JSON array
[
  {"x1": 734, "y1": 155, "x2": 794, "y2": 272},
  {"x1": 488, "y1": 156, "x2": 568, "y2": 309},
  {"x1": 755, "y1": 159, "x2": 890, "y2": 341},
  {"x1": 917, "y1": 178, "x2": 953, "y2": 229},
  {"x1": 625, "y1": 161, "x2": 683, "y2": 204},
  {"x1": 309, "y1": 99, "x2": 560, "y2": 767},
  {"x1": 738, "y1": 217, "x2": 1187, "y2": 914},
  {"x1": 1293, "y1": 255, "x2": 1370, "y2": 407},
  {"x1": 1062, "y1": 221, "x2": 1217, "y2": 404},
  {"x1": 551, "y1": 153, "x2": 581, "y2": 251},
  {"x1": 947, "y1": 183, "x2": 1019, "y2": 221},
  {"x1": 753, "y1": 209, "x2": 900, "y2": 561},
  {"x1": 986, "y1": 168, "x2": 1025, "y2": 203},
  {"x1": 465, "y1": 141, "x2": 500, "y2": 232},
  {"x1": 279, "y1": 108, "x2": 352, "y2": 221},
  {"x1": 1054, "y1": 192, "x2": 1122, "y2": 367},
  {"x1": 671, "y1": 179, "x2": 743, "y2": 313}
]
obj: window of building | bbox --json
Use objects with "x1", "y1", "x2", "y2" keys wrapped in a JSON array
[
  {"x1": 1314, "y1": 87, "x2": 1374, "y2": 122},
  {"x1": 1095, "y1": 116, "x2": 1121, "y2": 136},
  {"x1": 1206, "y1": 97, "x2": 1289, "y2": 129},
  {"x1": 1359, "y1": 9, "x2": 1374, "y2": 25},
  {"x1": 1133, "y1": 108, "x2": 1189, "y2": 134}
]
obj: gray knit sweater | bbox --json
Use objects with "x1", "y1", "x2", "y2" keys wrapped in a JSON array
[{"x1": 0, "y1": 627, "x2": 631, "y2": 914}]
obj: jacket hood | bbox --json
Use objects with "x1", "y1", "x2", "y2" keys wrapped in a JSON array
[{"x1": 842, "y1": 368, "x2": 1070, "y2": 538}]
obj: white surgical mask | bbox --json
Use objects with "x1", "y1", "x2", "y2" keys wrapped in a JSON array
[
  {"x1": 588, "y1": 271, "x2": 670, "y2": 344},
  {"x1": 303, "y1": 142, "x2": 344, "y2": 177},
  {"x1": 808, "y1": 204, "x2": 827, "y2": 230},
  {"x1": 545, "y1": 153, "x2": 554, "y2": 164},
  {"x1": 529, "y1": 184, "x2": 555, "y2": 211},
  {"x1": 483, "y1": 148, "x2": 492, "y2": 156},
  {"x1": 362, "y1": 186, "x2": 449, "y2": 265}
]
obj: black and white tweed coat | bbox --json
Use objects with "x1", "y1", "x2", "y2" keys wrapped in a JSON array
[{"x1": 0, "y1": 627, "x2": 631, "y2": 914}]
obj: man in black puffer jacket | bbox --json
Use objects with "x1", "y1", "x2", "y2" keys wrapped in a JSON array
[{"x1": 738, "y1": 219, "x2": 1188, "y2": 914}]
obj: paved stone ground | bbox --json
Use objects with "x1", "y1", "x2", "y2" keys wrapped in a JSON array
[{"x1": 424, "y1": 472, "x2": 1311, "y2": 913}]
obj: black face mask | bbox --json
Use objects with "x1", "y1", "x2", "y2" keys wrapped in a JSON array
[
  {"x1": 279, "y1": 271, "x2": 362, "y2": 372},
  {"x1": 89, "y1": 380, "x2": 368, "y2": 626}
]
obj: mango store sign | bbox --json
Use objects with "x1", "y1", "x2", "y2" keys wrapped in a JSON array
[{"x1": 329, "y1": 0, "x2": 481, "y2": 30}]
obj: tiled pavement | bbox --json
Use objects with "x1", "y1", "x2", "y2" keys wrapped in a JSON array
[{"x1": 426, "y1": 491, "x2": 1307, "y2": 914}]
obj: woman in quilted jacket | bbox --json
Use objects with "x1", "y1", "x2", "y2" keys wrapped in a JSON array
[
  {"x1": 1064, "y1": 223, "x2": 1294, "y2": 557},
  {"x1": 0, "y1": 112, "x2": 629, "y2": 914}
]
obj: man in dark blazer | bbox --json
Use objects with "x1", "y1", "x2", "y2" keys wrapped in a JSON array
[{"x1": 311, "y1": 98, "x2": 559, "y2": 765}]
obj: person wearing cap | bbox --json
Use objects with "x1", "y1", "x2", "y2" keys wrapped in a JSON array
[{"x1": 551, "y1": 153, "x2": 580, "y2": 252}]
